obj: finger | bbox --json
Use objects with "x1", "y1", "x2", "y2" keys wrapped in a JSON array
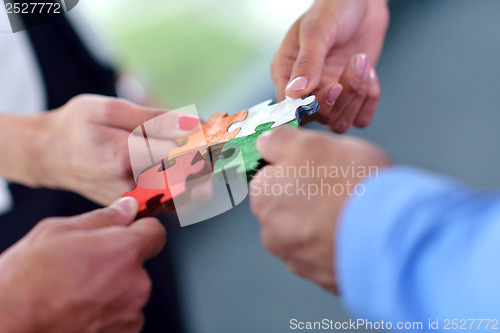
[
  {"x1": 329, "y1": 65, "x2": 376, "y2": 132},
  {"x1": 129, "y1": 217, "x2": 167, "y2": 261},
  {"x1": 256, "y1": 126, "x2": 298, "y2": 164},
  {"x1": 285, "y1": 21, "x2": 336, "y2": 99},
  {"x1": 63, "y1": 197, "x2": 139, "y2": 230},
  {"x1": 309, "y1": 83, "x2": 343, "y2": 124},
  {"x1": 354, "y1": 68, "x2": 381, "y2": 128},
  {"x1": 142, "y1": 111, "x2": 201, "y2": 141},
  {"x1": 272, "y1": 21, "x2": 300, "y2": 102},
  {"x1": 326, "y1": 54, "x2": 371, "y2": 133}
]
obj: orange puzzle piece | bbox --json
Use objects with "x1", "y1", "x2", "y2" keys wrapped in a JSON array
[{"x1": 167, "y1": 110, "x2": 248, "y2": 161}]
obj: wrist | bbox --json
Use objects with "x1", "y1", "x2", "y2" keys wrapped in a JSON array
[
  {"x1": 0, "y1": 113, "x2": 52, "y2": 188},
  {"x1": 28, "y1": 112, "x2": 63, "y2": 189},
  {"x1": 20, "y1": 113, "x2": 57, "y2": 188}
]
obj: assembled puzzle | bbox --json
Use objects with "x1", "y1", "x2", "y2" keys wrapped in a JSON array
[{"x1": 123, "y1": 95, "x2": 320, "y2": 218}]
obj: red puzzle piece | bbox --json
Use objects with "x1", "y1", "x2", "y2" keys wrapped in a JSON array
[{"x1": 122, "y1": 150, "x2": 211, "y2": 218}]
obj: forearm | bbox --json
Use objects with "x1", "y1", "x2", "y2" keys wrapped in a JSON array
[
  {"x1": 0, "y1": 113, "x2": 50, "y2": 188},
  {"x1": 338, "y1": 167, "x2": 500, "y2": 321}
]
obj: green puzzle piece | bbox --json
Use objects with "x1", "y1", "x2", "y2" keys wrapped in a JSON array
[{"x1": 213, "y1": 119, "x2": 299, "y2": 180}]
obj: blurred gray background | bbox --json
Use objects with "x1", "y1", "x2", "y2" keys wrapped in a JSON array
[
  {"x1": 172, "y1": 0, "x2": 500, "y2": 332},
  {"x1": 87, "y1": 0, "x2": 500, "y2": 331}
]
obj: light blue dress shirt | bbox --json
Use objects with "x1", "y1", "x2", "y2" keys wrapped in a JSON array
[{"x1": 338, "y1": 167, "x2": 500, "y2": 330}]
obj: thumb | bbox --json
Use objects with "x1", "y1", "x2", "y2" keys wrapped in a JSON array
[
  {"x1": 65, "y1": 197, "x2": 139, "y2": 230},
  {"x1": 285, "y1": 24, "x2": 334, "y2": 98},
  {"x1": 129, "y1": 217, "x2": 167, "y2": 261},
  {"x1": 92, "y1": 97, "x2": 200, "y2": 137},
  {"x1": 90, "y1": 96, "x2": 166, "y2": 131},
  {"x1": 256, "y1": 126, "x2": 297, "y2": 164}
]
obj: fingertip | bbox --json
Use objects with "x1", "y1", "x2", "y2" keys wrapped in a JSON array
[
  {"x1": 132, "y1": 217, "x2": 167, "y2": 260},
  {"x1": 354, "y1": 97, "x2": 379, "y2": 129},
  {"x1": 354, "y1": 118, "x2": 371, "y2": 128},
  {"x1": 137, "y1": 217, "x2": 167, "y2": 241},
  {"x1": 328, "y1": 121, "x2": 350, "y2": 134},
  {"x1": 110, "y1": 197, "x2": 138, "y2": 223},
  {"x1": 326, "y1": 84, "x2": 343, "y2": 106},
  {"x1": 369, "y1": 67, "x2": 377, "y2": 82},
  {"x1": 353, "y1": 53, "x2": 369, "y2": 77},
  {"x1": 176, "y1": 114, "x2": 201, "y2": 131},
  {"x1": 285, "y1": 76, "x2": 311, "y2": 98},
  {"x1": 256, "y1": 131, "x2": 273, "y2": 155},
  {"x1": 257, "y1": 126, "x2": 296, "y2": 163},
  {"x1": 286, "y1": 76, "x2": 309, "y2": 91}
]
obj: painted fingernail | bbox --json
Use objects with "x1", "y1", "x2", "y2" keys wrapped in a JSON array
[
  {"x1": 110, "y1": 197, "x2": 138, "y2": 217},
  {"x1": 369, "y1": 67, "x2": 377, "y2": 82},
  {"x1": 176, "y1": 115, "x2": 200, "y2": 131},
  {"x1": 286, "y1": 76, "x2": 309, "y2": 91},
  {"x1": 355, "y1": 54, "x2": 368, "y2": 76},
  {"x1": 326, "y1": 84, "x2": 343, "y2": 105}
]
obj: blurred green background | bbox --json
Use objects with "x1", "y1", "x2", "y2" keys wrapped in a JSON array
[{"x1": 81, "y1": 0, "x2": 312, "y2": 110}]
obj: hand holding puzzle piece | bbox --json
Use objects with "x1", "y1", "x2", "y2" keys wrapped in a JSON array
[{"x1": 123, "y1": 95, "x2": 320, "y2": 218}]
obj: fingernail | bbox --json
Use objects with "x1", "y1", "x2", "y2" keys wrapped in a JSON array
[
  {"x1": 286, "y1": 76, "x2": 309, "y2": 91},
  {"x1": 176, "y1": 115, "x2": 200, "y2": 131},
  {"x1": 355, "y1": 54, "x2": 368, "y2": 76},
  {"x1": 326, "y1": 84, "x2": 343, "y2": 105},
  {"x1": 110, "y1": 197, "x2": 138, "y2": 217},
  {"x1": 369, "y1": 67, "x2": 377, "y2": 82}
]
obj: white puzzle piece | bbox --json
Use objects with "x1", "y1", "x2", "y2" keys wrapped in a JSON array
[{"x1": 227, "y1": 95, "x2": 318, "y2": 138}]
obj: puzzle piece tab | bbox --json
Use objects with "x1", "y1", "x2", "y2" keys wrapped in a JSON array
[
  {"x1": 214, "y1": 120, "x2": 299, "y2": 180},
  {"x1": 122, "y1": 150, "x2": 211, "y2": 218},
  {"x1": 167, "y1": 110, "x2": 247, "y2": 161},
  {"x1": 227, "y1": 95, "x2": 318, "y2": 139}
]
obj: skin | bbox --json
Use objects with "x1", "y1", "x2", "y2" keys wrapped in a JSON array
[
  {"x1": 0, "y1": 94, "x2": 200, "y2": 206},
  {"x1": 272, "y1": 0, "x2": 389, "y2": 132},
  {"x1": 250, "y1": 127, "x2": 391, "y2": 293},
  {"x1": 0, "y1": 197, "x2": 166, "y2": 333}
]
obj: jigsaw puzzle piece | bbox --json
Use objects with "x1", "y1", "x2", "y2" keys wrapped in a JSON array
[
  {"x1": 167, "y1": 110, "x2": 247, "y2": 161},
  {"x1": 227, "y1": 95, "x2": 319, "y2": 139},
  {"x1": 122, "y1": 162, "x2": 170, "y2": 217},
  {"x1": 203, "y1": 110, "x2": 247, "y2": 146},
  {"x1": 214, "y1": 120, "x2": 299, "y2": 180},
  {"x1": 122, "y1": 150, "x2": 211, "y2": 218}
]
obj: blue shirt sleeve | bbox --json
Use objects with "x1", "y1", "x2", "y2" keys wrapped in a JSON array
[{"x1": 337, "y1": 167, "x2": 500, "y2": 326}]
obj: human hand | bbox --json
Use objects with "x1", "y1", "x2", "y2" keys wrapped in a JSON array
[
  {"x1": 0, "y1": 197, "x2": 166, "y2": 333},
  {"x1": 272, "y1": 0, "x2": 389, "y2": 132},
  {"x1": 33, "y1": 94, "x2": 200, "y2": 206},
  {"x1": 249, "y1": 127, "x2": 391, "y2": 293}
]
